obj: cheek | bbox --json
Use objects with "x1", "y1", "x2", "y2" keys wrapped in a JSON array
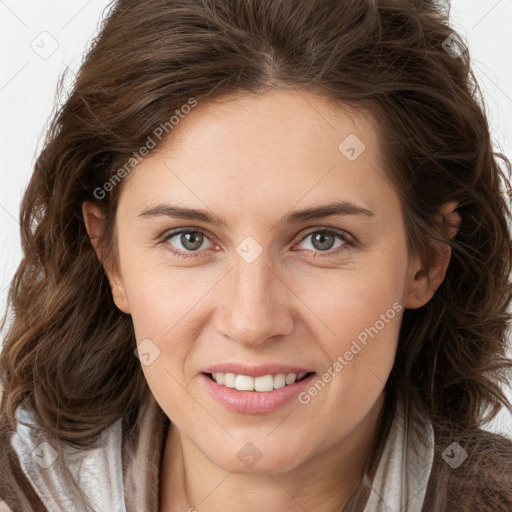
[
  {"x1": 294, "y1": 248, "x2": 407, "y2": 414},
  {"x1": 124, "y1": 264, "x2": 204, "y2": 421},
  {"x1": 119, "y1": 241, "x2": 208, "y2": 342},
  {"x1": 299, "y1": 254, "x2": 407, "y2": 359}
]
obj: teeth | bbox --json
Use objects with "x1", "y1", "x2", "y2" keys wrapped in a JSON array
[
  {"x1": 235, "y1": 374, "x2": 254, "y2": 391},
  {"x1": 255, "y1": 374, "x2": 274, "y2": 392},
  {"x1": 285, "y1": 374, "x2": 297, "y2": 385},
  {"x1": 211, "y1": 372, "x2": 310, "y2": 392},
  {"x1": 272, "y1": 374, "x2": 286, "y2": 390},
  {"x1": 224, "y1": 373, "x2": 236, "y2": 388}
]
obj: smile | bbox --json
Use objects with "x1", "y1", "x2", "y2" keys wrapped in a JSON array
[{"x1": 208, "y1": 371, "x2": 314, "y2": 392}]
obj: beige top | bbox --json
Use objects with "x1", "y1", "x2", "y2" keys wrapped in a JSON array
[{"x1": 5, "y1": 394, "x2": 434, "y2": 511}]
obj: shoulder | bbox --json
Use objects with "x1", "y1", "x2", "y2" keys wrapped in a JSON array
[
  {"x1": 426, "y1": 424, "x2": 512, "y2": 511},
  {"x1": 0, "y1": 414, "x2": 46, "y2": 512}
]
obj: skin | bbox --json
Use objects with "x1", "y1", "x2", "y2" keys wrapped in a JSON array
[{"x1": 83, "y1": 88, "x2": 460, "y2": 511}]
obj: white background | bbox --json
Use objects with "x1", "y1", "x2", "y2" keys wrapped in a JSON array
[{"x1": 0, "y1": 0, "x2": 511, "y2": 435}]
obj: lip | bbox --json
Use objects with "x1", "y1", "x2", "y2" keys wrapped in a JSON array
[
  {"x1": 201, "y1": 363, "x2": 313, "y2": 378},
  {"x1": 200, "y1": 371, "x2": 316, "y2": 414}
]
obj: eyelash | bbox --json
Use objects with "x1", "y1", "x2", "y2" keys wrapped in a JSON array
[{"x1": 158, "y1": 227, "x2": 355, "y2": 259}]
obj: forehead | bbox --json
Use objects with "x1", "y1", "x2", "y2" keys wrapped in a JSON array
[
  {"x1": 155, "y1": 88, "x2": 380, "y2": 167},
  {"x1": 118, "y1": 88, "x2": 399, "y2": 224}
]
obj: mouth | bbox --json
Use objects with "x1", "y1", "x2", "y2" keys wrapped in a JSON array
[
  {"x1": 200, "y1": 369, "x2": 318, "y2": 414},
  {"x1": 204, "y1": 371, "x2": 316, "y2": 392}
]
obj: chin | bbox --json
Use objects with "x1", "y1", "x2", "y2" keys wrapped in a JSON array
[{"x1": 200, "y1": 439, "x2": 308, "y2": 475}]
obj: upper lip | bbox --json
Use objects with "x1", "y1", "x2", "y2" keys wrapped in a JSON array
[{"x1": 202, "y1": 363, "x2": 314, "y2": 378}]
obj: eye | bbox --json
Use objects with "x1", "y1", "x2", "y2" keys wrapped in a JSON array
[
  {"x1": 294, "y1": 228, "x2": 353, "y2": 256},
  {"x1": 160, "y1": 229, "x2": 215, "y2": 258}
]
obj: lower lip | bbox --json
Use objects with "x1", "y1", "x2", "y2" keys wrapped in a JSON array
[{"x1": 200, "y1": 373, "x2": 316, "y2": 414}]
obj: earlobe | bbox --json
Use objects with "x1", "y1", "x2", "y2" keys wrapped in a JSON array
[
  {"x1": 82, "y1": 201, "x2": 131, "y2": 315},
  {"x1": 404, "y1": 201, "x2": 461, "y2": 309}
]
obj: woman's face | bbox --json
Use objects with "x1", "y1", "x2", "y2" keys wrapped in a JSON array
[{"x1": 93, "y1": 89, "x2": 429, "y2": 474}]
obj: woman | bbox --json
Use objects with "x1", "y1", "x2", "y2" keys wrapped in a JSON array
[{"x1": 1, "y1": 0, "x2": 512, "y2": 510}]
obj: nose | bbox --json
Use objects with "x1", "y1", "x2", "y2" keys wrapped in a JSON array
[{"x1": 213, "y1": 253, "x2": 294, "y2": 348}]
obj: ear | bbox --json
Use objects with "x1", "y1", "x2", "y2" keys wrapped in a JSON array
[
  {"x1": 82, "y1": 201, "x2": 131, "y2": 314},
  {"x1": 405, "y1": 201, "x2": 461, "y2": 309}
]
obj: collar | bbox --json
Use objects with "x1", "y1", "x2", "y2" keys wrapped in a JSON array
[
  {"x1": 364, "y1": 398, "x2": 435, "y2": 511},
  {"x1": 10, "y1": 405, "x2": 126, "y2": 511}
]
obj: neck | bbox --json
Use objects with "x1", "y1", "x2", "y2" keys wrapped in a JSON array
[{"x1": 159, "y1": 394, "x2": 384, "y2": 512}]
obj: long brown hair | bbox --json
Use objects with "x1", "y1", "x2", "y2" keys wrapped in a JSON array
[{"x1": 1, "y1": 0, "x2": 511, "y2": 510}]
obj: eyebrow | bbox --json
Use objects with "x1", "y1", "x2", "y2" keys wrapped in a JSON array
[{"x1": 137, "y1": 200, "x2": 375, "y2": 226}]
